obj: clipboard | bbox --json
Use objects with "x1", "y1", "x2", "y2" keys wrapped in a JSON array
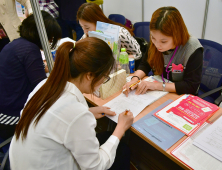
[{"x1": 132, "y1": 99, "x2": 185, "y2": 151}]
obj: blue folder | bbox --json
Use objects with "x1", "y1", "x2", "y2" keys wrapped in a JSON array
[{"x1": 132, "y1": 100, "x2": 185, "y2": 151}]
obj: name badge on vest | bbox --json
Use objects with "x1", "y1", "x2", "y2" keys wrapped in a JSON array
[{"x1": 172, "y1": 63, "x2": 184, "y2": 82}]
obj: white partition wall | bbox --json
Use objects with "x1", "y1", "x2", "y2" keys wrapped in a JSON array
[
  {"x1": 103, "y1": 0, "x2": 222, "y2": 44},
  {"x1": 143, "y1": 0, "x2": 206, "y2": 39},
  {"x1": 204, "y1": 0, "x2": 222, "y2": 44},
  {"x1": 103, "y1": 0, "x2": 142, "y2": 23}
]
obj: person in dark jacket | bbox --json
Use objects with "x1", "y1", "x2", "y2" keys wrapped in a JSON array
[
  {"x1": 55, "y1": 0, "x2": 85, "y2": 40},
  {"x1": 0, "y1": 11, "x2": 62, "y2": 141}
]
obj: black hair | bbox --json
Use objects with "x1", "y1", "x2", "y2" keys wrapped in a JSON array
[{"x1": 18, "y1": 11, "x2": 62, "y2": 49}]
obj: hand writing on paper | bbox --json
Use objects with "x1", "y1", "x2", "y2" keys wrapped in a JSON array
[
  {"x1": 117, "y1": 110, "x2": 134, "y2": 131},
  {"x1": 113, "y1": 110, "x2": 134, "y2": 140},
  {"x1": 89, "y1": 106, "x2": 116, "y2": 119}
]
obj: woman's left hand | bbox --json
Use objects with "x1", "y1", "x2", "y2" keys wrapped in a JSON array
[
  {"x1": 135, "y1": 80, "x2": 157, "y2": 95},
  {"x1": 89, "y1": 106, "x2": 116, "y2": 119}
]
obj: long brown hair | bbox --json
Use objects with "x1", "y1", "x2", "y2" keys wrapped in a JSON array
[
  {"x1": 15, "y1": 37, "x2": 115, "y2": 140},
  {"x1": 148, "y1": 6, "x2": 190, "y2": 75},
  {"x1": 77, "y1": 3, "x2": 134, "y2": 36}
]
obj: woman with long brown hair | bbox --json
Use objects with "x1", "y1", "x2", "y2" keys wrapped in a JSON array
[
  {"x1": 9, "y1": 37, "x2": 134, "y2": 170},
  {"x1": 77, "y1": 2, "x2": 142, "y2": 61},
  {"x1": 124, "y1": 6, "x2": 203, "y2": 96}
]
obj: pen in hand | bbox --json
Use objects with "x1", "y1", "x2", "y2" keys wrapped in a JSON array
[
  {"x1": 122, "y1": 80, "x2": 141, "y2": 93},
  {"x1": 124, "y1": 109, "x2": 130, "y2": 115}
]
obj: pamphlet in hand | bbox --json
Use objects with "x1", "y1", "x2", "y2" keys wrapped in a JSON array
[
  {"x1": 88, "y1": 31, "x2": 114, "y2": 51},
  {"x1": 96, "y1": 21, "x2": 120, "y2": 58}
]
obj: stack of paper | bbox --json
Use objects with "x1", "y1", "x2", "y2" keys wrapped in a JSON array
[
  {"x1": 193, "y1": 116, "x2": 222, "y2": 162},
  {"x1": 171, "y1": 122, "x2": 222, "y2": 170}
]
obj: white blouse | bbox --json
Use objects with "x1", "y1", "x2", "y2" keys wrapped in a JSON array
[
  {"x1": 119, "y1": 27, "x2": 142, "y2": 60},
  {"x1": 9, "y1": 79, "x2": 119, "y2": 170}
]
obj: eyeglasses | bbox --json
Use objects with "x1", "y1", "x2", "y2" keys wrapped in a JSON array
[{"x1": 103, "y1": 75, "x2": 111, "y2": 84}]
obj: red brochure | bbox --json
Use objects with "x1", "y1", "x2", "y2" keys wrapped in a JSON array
[{"x1": 170, "y1": 95, "x2": 219, "y2": 125}]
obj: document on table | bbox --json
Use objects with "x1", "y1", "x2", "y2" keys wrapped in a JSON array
[
  {"x1": 171, "y1": 123, "x2": 222, "y2": 170},
  {"x1": 104, "y1": 89, "x2": 168, "y2": 123},
  {"x1": 132, "y1": 100, "x2": 185, "y2": 151},
  {"x1": 193, "y1": 116, "x2": 222, "y2": 162},
  {"x1": 154, "y1": 94, "x2": 202, "y2": 136}
]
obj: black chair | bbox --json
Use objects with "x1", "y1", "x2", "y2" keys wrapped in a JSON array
[
  {"x1": 0, "y1": 137, "x2": 12, "y2": 170},
  {"x1": 133, "y1": 22, "x2": 152, "y2": 73},
  {"x1": 133, "y1": 22, "x2": 150, "y2": 43},
  {"x1": 198, "y1": 39, "x2": 222, "y2": 106},
  {"x1": 108, "y1": 14, "x2": 126, "y2": 25},
  {"x1": 134, "y1": 37, "x2": 148, "y2": 70}
]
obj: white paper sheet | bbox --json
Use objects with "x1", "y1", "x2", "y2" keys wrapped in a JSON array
[
  {"x1": 104, "y1": 89, "x2": 168, "y2": 123},
  {"x1": 172, "y1": 123, "x2": 222, "y2": 170},
  {"x1": 193, "y1": 116, "x2": 222, "y2": 162},
  {"x1": 57, "y1": 37, "x2": 76, "y2": 47}
]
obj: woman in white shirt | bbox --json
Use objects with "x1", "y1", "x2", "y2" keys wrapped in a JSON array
[
  {"x1": 9, "y1": 37, "x2": 134, "y2": 170},
  {"x1": 77, "y1": 3, "x2": 142, "y2": 61}
]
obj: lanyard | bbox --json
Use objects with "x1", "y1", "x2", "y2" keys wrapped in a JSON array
[{"x1": 161, "y1": 46, "x2": 178, "y2": 82}]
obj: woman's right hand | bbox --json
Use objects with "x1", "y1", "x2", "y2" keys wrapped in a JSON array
[
  {"x1": 112, "y1": 111, "x2": 134, "y2": 140},
  {"x1": 122, "y1": 79, "x2": 138, "y2": 97},
  {"x1": 117, "y1": 111, "x2": 134, "y2": 131}
]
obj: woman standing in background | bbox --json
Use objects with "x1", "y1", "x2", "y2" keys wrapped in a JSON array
[{"x1": 0, "y1": 0, "x2": 32, "y2": 51}]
